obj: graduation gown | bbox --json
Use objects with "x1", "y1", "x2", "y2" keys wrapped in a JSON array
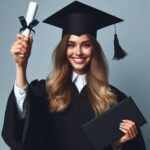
[{"x1": 2, "y1": 79, "x2": 146, "y2": 150}]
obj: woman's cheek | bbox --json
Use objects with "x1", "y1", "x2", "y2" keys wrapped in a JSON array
[
  {"x1": 84, "y1": 48, "x2": 93, "y2": 57},
  {"x1": 66, "y1": 49, "x2": 73, "y2": 58}
]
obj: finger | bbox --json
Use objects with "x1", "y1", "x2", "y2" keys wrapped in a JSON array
[
  {"x1": 119, "y1": 128, "x2": 129, "y2": 143},
  {"x1": 120, "y1": 123, "x2": 133, "y2": 138},
  {"x1": 121, "y1": 122, "x2": 135, "y2": 136},
  {"x1": 16, "y1": 34, "x2": 33, "y2": 48},
  {"x1": 16, "y1": 38, "x2": 29, "y2": 47},
  {"x1": 120, "y1": 128, "x2": 132, "y2": 140},
  {"x1": 17, "y1": 34, "x2": 25, "y2": 41},
  {"x1": 11, "y1": 44, "x2": 27, "y2": 54},
  {"x1": 16, "y1": 35, "x2": 29, "y2": 48},
  {"x1": 17, "y1": 34, "x2": 33, "y2": 43},
  {"x1": 14, "y1": 40, "x2": 31, "y2": 53},
  {"x1": 28, "y1": 34, "x2": 33, "y2": 45},
  {"x1": 11, "y1": 44, "x2": 23, "y2": 50},
  {"x1": 12, "y1": 46, "x2": 30, "y2": 57},
  {"x1": 20, "y1": 35, "x2": 33, "y2": 50},
  {"x1": 11, "y1": 49, "x2": 25, "y2": 58},
  {"x1": 122, "y1": 119, "x2": 135, "y2": 124},
  {"x1": 12, "y1": 44, "x2": 31, "y2": 58},
  {"x1": 12, "y1": 40, "x2": 23, "y2": 46},
  {"x1": 20, "y1": 40, "x2": 28, "y2": 49},
  {"x1": 122, "y1": 120, "x2": 138, "y2": 137},
  {"x1": 120, "y1": 123, "x2": 136, "y2": 139}
]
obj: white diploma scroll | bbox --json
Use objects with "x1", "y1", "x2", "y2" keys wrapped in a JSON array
[
  {"x1": 22, "y1": 2, "x2": 38, "y2": 41},
  {"x1": 18, "y1": 2, "x2": 38, "y2": 57}
]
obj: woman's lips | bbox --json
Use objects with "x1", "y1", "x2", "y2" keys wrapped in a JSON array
[{"x1": 73, "y1": 58, "x2": 85, "y2": 64}]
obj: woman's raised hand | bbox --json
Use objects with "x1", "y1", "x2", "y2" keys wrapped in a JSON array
[{"x1": 11, "y1": 34, "x2": 33, "y2": 67}]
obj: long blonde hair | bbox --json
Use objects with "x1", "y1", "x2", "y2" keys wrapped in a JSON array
[{"x1": 46, "y1": 34, "x2": 117, "y2": 116}]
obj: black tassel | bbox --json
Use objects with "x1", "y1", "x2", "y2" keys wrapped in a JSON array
[{"x1": 113, "y1": 25, "x2": 127, "y2": 60}]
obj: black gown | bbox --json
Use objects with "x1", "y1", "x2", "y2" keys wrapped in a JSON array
[{"x1": 2, "y1": 80, "x2": 146, "y2": 150}]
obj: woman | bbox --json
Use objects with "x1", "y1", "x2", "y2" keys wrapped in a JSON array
[{"x1": 2, "y1": 1, "x2": 146, "y2": 150}]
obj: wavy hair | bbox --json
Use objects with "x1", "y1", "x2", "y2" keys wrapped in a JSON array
[{"x1": 46, "y1": 34, "x2": 117, "y2": 115}]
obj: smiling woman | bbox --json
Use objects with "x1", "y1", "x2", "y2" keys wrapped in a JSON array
[
  {"x1": 66, "y1": 34, "x2": 94, "y2": 74},
  {"x1": 2, "y1": 1, "x2": 146, "y2": 150}
]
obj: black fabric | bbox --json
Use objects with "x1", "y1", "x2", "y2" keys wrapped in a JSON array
[
  {"x1": 82, "y1": 97, "x2": 147, "y2": 150},
  {"x1": 43, "y1": 1, "x2": 123, "y2": 38},
  {"x1": 2, "y1": 80, "x2": 146, "y2": 150},
  {"x1": 1, "y1": 89, "x2": 23, "y2": 150}
]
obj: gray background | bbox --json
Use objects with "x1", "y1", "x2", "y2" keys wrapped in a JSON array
[{"x1": 0, "y1": 0, "x2": 150, "y2": 149}]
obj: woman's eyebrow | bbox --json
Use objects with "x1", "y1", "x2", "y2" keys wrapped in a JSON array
[
  {"x1": 67, "y1": 40, "x2": 92, "y2": 44},
  {"x1": 67, "y1": 41, "x2": 76, "y2": 43},
  {"x1": 81, "y1": 41, "x2": 92, "y2": 44}
]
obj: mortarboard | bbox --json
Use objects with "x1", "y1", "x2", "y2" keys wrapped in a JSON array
[
  {"x1": 43, "y1": 1, "x2": 127, "y2": 59},
  {"x1": 82, "y1": 97, "x2": 147, "y2": 150}
]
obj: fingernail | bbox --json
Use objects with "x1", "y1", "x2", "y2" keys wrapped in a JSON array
[
  {"x1": 120, "y1": 124, "x2": 123, "y2": 128},
  {"x1": 119, "y1": 127, "x2": 122, "y2": 131}
]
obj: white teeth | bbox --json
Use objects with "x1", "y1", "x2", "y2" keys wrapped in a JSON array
[{"x1": 73, "y1": 58, "x2": 84, "y2": 63}]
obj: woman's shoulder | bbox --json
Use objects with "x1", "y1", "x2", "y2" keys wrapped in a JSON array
[
  {"x1": 109, "y1": 85, "x2": 128, "y2": 102},
  {"x1": 29, "y1": 79, "x2": 47, "y2": 98},
  {"x1": 30, "y1": 79, "x2": 46, "y2": 86}
]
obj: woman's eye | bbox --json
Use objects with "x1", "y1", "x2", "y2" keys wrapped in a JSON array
[
  {"x1": 67, "y1": 43, "x2": 76, "y2": 49},
  {"x1": 82, "y1": 43, "x2": 92, "y2": 48}
]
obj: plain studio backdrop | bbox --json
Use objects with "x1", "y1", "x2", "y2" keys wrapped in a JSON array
[{"x1": 0, "y1": 0, "x2": 150, "y2": 149}]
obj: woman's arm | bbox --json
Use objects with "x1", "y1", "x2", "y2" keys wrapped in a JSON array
[
  {"x1": 11, "y1": 34, "x2": 33, "y2": 117},
  {"x1": 1, "y1": 34, "x2": 33, "y2": 149},
  {"x1": 110, "y1": 86, "x2": 146, "y2": 150},
  {"x1": 11, "y1": 34, "x2": 33, "y2": 88}
]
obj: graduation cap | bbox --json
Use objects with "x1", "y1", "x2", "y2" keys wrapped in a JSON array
[{"x1": 43, "y1": 1, "x2": 127, "y2": 60}]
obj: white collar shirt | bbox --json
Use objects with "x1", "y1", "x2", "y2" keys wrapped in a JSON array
[{"x1": 72, "y1": 72, "x2": 87, "y2": 93}]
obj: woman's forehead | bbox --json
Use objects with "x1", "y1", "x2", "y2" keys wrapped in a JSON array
[{"x1": 68, "y1": 34, "x2": 92, "y2": 42}]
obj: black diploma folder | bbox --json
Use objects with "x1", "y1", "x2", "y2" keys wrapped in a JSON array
[{"x1": 82, "y1": 97, "x2": 147, "y2": 150}]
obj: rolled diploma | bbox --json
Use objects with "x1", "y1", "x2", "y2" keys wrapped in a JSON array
[
  {"x1": 22, "y1": 2, "x2": 38, "y2": 41},
  {"x1": 18, "y1": 2, "x2": 38, "y2": 57}
]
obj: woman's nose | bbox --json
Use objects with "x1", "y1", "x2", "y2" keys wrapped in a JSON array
[{"x1": 75, "y1": 45, "x2": 82, "y2": 55}]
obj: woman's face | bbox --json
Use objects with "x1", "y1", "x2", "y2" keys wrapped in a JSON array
[{"x1": 66, "y1": 34, "x2": 94, "y2": 74}]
